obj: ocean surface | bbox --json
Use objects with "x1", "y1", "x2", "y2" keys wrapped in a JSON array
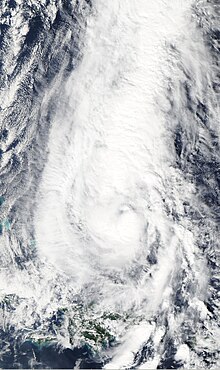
[{"x1": 0, "y1": 0, "x2": 219, "y2": 368}]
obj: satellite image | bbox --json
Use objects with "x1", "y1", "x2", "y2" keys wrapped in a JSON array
[{"x1": 0, "y1": 0, "x2": 219, "y2": 368}]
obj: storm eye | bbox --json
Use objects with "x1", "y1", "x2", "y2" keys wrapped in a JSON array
[{"x1": 85, "y1": 202, "x2": 145, "y2": 267}]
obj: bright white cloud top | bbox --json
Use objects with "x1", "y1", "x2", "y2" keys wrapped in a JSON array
[{"x1": 0, "y1": 0, "x2": 219, "y2": 368}]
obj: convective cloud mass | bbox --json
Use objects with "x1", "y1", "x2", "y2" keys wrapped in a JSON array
[{"x1": 0, "y1": 0, "x2": 219, "y2": 369}]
